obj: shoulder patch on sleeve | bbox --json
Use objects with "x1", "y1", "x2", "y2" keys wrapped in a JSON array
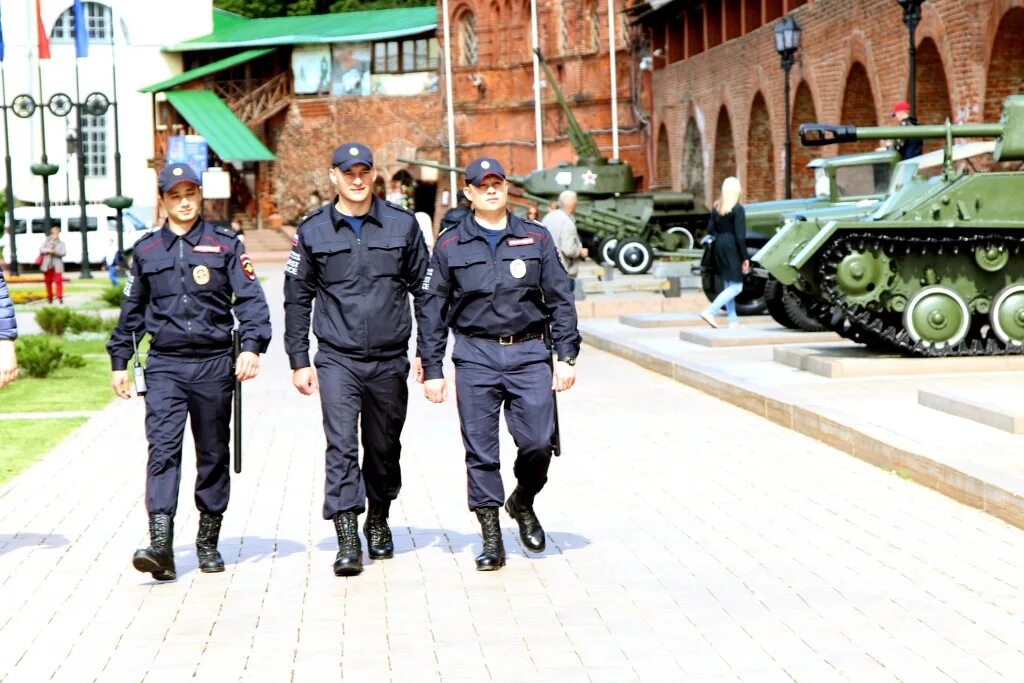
[{"x1": 385, "y1": 200, "x2": 414, "y2": 215}]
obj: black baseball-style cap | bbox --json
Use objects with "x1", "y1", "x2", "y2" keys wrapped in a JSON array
[
  {"x1": 465, "y1": 157, "x2": 506, "y2": 186},
  {"x1": 158, "y1": 163, "x2": 202, "y2": 193},
  {"x1": 332, "y1": 143, "x2": 374, "y2": 170}
]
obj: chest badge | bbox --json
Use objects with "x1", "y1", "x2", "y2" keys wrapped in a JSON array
[
  {"x1": 192, "y1": 265, "x2": 211, "y2": 285},
  {"x1": 509, "y1": 259, "x2": 527, "y2": 279}
]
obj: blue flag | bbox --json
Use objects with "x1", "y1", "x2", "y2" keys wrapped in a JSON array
[
  {"x1": 73, "y1": 0, "x2": 88, "y2": 58},
  {"x1": 0, "y1": 6, "x2": 6, "y2": 62}
]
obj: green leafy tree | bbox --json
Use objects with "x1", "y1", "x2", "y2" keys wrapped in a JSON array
[{"x1": 215, "y1": 0, "x2": 430, "y2": 17}]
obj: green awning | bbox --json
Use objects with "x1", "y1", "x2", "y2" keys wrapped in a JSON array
[
  {"x1": 167, "y1": 6, "x2": 436, "y2": 51},
  {"x1": 139, "y1": 48, "x2": 274, "y2": 93},
  {"x1": 165, "y1": 91, "x2": 276, "y2": 162}
]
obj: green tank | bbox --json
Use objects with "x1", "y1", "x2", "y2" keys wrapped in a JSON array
[
  {"x1": 400, "y1": 50, "x2": 709, "y2": 276},
  {"x1": 753, "y1": 95, "x2": 1024, "y2": 355}
]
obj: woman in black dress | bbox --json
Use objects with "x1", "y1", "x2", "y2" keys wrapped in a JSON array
[{"x1": 700, "y1": 177, "x2": 748, "y2": 328}]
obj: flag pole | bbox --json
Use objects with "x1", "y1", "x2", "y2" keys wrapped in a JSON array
[
  {"x1": 35, "y1": 60, "x2": 56, "y2": 248},
  {"x1": 1, "y1": 63, "x2": 19, "y2": 275},
  {"x1": 107, "y1": 12, "x2": 130, "y2": 257},
  {"x1": 441, "y1": 0, "x2": 457, "y2": 202},
  {"x1": 73, "y1": 57, "x2": 91, "y2": 278}
]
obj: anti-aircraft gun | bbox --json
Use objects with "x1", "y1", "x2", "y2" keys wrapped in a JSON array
[
  {"x1": 400, "y1": 50, "x2": 709, "y2": 275},
  {"x1": 753, "y1": 95, "x2": 1024, "y2": 356}
]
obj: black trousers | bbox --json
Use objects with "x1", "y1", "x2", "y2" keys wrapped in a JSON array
[
  {"x1": 144, "y1": 352, "x2": 233, "y2": 517},
  {"x1": 315, "y1": 350, "x2": 410, "y2": 519}
]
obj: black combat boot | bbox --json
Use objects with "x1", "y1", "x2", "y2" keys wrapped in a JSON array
[
  {"x1": 333, "y1": 511, "x2": 363, "y2": 576},
  {"x1": 474, "y1": 507, "x2": 506, "y2": 571},
  {"x1": 196, "y1": 512, "x2": 225, "y2": 573},
  {"x1": 364, "y1": 500, "x2": 394, "y2": 560},
  {"x1": 132, "y1": 514, "x2": 176, "y2": 581},
  {"x1": 504, "y1": 486, "x2": 546, "y2": 553}
]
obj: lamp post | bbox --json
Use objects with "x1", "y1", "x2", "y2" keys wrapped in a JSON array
[
  {"x1": 896, "y1": 0, "x2": 925, "y2": 118},
  {"x1": 774, "y1": 15, "x2": 802, "y2": 200}
]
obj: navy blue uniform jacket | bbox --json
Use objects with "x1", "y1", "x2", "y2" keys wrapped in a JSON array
[
  {"x1": 282, "y1": 197, "x2": 429, "y2": 369},
  {"x1": 0, "y1": 270, "x2": 16, "y2": 341},
  {"x1": 417, "y1": 211, "x2": 581, "y2": 381},
  {"x1": 107, "y1": 220, "x2": 272, "y2": 371}
]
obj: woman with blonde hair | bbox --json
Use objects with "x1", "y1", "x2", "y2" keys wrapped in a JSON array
[{"x1": 700, "y1": 177, "x2": 748, "y2": 328}]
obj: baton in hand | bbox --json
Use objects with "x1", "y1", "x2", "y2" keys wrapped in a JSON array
[
  {"x1": 544, "y1": 322, "x2": 562, "y2": 457},
  {"x1": 232, "y1": 330, "x2": 242, "y2": 474}
]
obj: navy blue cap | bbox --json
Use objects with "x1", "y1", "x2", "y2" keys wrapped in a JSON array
[
  {"x1": 332, "y1": 143, "x2": 374, "y2": 170},
  {"x1": 465, "y1": 157, "x2": 506, "y2": 186},
  {"x1": 158, "y1": 163, "x2": 201, "y2": 193}
]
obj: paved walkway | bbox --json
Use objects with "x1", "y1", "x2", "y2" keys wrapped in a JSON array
[{"x1": 1, "y1": 274, "x2": 1023, "y2": 682}]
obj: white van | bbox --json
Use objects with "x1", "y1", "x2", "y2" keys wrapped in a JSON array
[{"x1": 4, "y1": 204, "x2": 151, "y2": 267}]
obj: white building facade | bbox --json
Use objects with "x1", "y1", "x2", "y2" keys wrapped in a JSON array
[{"x1": 1, "y1": 0, "x2": 209, "y2": 222}]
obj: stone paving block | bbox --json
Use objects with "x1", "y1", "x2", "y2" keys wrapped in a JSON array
[
  {"x1": 680, "y1": 325, "x2": 841, "y2": 347},
  {"x1": 919, "y1": 386, "x2": 1024, "y2": 434},
  {"x1": 774, "y1": 343, "x2": 1024, "y2": 378},
  {"x1": 621, "y1": 312, "x2": 775, "y2": 328}
]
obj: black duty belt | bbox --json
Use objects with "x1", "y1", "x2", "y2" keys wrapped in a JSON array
[{"x1": 458, "y1": 326, "x2": 545, "y2": 346}]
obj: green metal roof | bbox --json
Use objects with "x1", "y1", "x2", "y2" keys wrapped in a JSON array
[
  {"x1": 213, "y1": 8, "x2": 250, "y2": 33},
  {"x1": 139, "y1": 48, "x2": 274, "y2": 93},
  {"x1": 165, "y1": 90, "x2": 276, "y2": 162},
  {"x1": 168, "y1": 6, "x2": 437, "y2": 51}
]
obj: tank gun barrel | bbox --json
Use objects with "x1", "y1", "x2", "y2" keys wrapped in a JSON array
[
  {"x1": 532, "y1": 49, "x2": 602, "y2": 161},
  {"x1": 800, "y1": 122, "x2": 1004, "y2": 146},
  {"x1": 398, "y1": 158, "x2": 526, "y2": 186}
]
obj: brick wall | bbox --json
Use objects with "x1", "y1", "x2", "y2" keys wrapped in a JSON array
[{"x1": 647, "y1": 0, "x2": 1024, "y2": 204}]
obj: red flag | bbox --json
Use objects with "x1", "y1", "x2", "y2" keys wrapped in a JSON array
[{"x1": 35, "y1": 0, "x2": 50, "y2": 59}]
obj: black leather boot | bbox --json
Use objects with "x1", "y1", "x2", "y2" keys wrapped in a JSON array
[
  {"x1": 132, "y1": 514, "x2": 176, "y2": 581},
  {"x1": 333, "y1": 511, "x2": 363, "y2": 576},
  {"x1": 504, "y1": 486, "x2": 546, "y2": 553},
  {"x1": 364, "y1": 500, "x2": 394, "y2": 560},
  {"x1": 196, "y1": 512, "x2": 225, "y2": 573},
  {"x1": 474, "y1": 507, "x2": 505, "y2": 571}
]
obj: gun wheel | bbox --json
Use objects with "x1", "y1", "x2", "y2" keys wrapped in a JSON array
[
  {"x1": 597, "y1": 237, "x2": 618, "y2": 266},
  {"x1": 614, "y1": 238, "x2": 653, "y2": 275}
]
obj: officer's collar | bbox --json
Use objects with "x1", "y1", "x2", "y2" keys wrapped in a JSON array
[
  {"x1": 457, "y1": 210, "x2": 527, "y2": 243},
  {"x1": 329, "y1": 196, "x2": 384, "y2": 232},
  {"x1": 160, "y1": 218, "x2": 205, "y2": 249}
]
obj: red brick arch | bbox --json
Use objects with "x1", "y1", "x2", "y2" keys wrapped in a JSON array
[
  {"x1": 915, "y1": 37, "x2": 952, "y2": 154},
  {"x1": 840, "y1": 62, "x2": 879, "y2": 154},
  {"x1": 654, "y1": 124, "x2": 672, "y2": 189},
  {"x1": 984, "y1": 7, "x2": 1024, "y2": 122},
  {"x1": 746, "y1": 92, "x2": 774, "y2": 202},
  {"x1": 682, "y1": 117, "x2": 706, "y2": 201},
  {"x1": 712, "y1": 107, "x2": 736, "y2": 200},
  {"x1": 790, "y1": 81, "x2": 819, "y2": 198}
]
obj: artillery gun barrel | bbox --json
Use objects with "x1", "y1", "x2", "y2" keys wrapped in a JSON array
[
  {"x1": 800, "y1": 122, "x2": 1004, "y2": 146},
  {"x1": 398, "y1": 157, "x2": 527, "y2": 186}
]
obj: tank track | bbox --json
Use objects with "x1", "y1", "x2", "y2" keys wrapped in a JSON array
[{"x1": 812, "y1": 232, "x2": 1024, "y2": 357}]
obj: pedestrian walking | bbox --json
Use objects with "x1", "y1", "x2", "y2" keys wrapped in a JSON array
[
  {"x1": 700, "y1": 177, "x2": 749, "y2": 329},
  {"x1": 103, "y1": 236, "x2": 123, "y2": 287},
  {"x1": 0, "y1": 269, "x2": 18, "y2": 388},
  {"x1": 542, "y1": 190, "x2": 589, "y2": 299},
  {"x1": 40, "y1": 226, "x2": 66, "y2": 304},
  {"x1": 107, "y1": 163, "x2": 272, "y2": 582},
  {"x1": 418, "y1": 157, "x2": 581, "y2": 571},
  {"x1": 283, "y1": 142, "x2": 429, "y2": 577}
]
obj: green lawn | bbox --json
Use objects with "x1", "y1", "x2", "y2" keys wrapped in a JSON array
[
  {"x1": 0, "y1": 418, "x2": 88, "y2": 485},
  {"x1": 2, "y1": 338, "x2": 113, "y2": 412}
]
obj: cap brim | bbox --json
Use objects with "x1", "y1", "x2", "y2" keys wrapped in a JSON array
[
  {"x1": 336, "y1": 159, "x2": 374, "y2": 171},
  {"x1": 470, "y1": 172, "x2": 506, "y2": 185},
  {"x1": 161, "y1": 178, "x2": 201, "y2": 192}
]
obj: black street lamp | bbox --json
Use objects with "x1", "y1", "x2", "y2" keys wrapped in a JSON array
[
  {"x1": 897, "y1": 0, "x2": 926, "y2": 119},
  {"x1": 774, "y1": 15, "x2": 802, "y2": 200}
]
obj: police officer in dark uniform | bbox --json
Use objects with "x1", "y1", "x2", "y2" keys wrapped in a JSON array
[
  {"x1": 418, "y1": 157, "x2": 581, "y2": 571},
  {"x1": 284, "y1": 143, "x2": 429, "y2": 577},
  {"x1": 108, "y1": 163, "x2": 271, "y2": 581}
]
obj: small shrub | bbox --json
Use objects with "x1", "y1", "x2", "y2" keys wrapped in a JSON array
[
  {"x1": 35, "y1": 307, "x2": 73, "y2": 335},
  {"x1": 99, "y1": 286, "x2": 123, "y2": 308},
  {"x1": 15, "y1": 336, "x2": 86, "y2": 378}
]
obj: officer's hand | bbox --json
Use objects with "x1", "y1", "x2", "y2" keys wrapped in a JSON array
[
  {"x1": 235, "y1": 351, "x2": 260, "y2": 382},
  {"x1": 292, "y1": 367, "x2": 319, "y2": 395},
  {"x1": 742, "y1": 259, "x2": 750, "y2": 274},
  {"x1": 413, "y1": 356, "x2": 424, "y2": 384},
  {"x1": 0, "y1": 340, "x2": 18, "y2": 388},
  {"x1": 580, "y1": 247, "x2": 589, "y2": 259},
  {"x1": 552, "y1": 361, "x2": 576, "y2": 392},
  {"x1": 111, "y1": 370, "x2": 132, "y2": 400},
  {"x1": 424, "y1": 378, "x2": 447, "y2": 403}
]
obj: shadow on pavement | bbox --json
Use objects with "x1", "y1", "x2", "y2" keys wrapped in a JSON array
[
  {"x1": 156, "y1": 536, "x2": 307, "y2": 579},
  {"x1": 314, "y1": 527, "x2": 591, "y2": 559},
  {"x1": 0, "y1": 532, "x2": 70, "y2": 555}
]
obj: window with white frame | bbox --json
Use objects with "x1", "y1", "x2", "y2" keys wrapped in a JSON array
[
  {"x1": 51, "y1": 2, "x2": 113, "y2": 43},
  {"x1": 81, "y1": 112, "x2": 107, "y2": 177}
]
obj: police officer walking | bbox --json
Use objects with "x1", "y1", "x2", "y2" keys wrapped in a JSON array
[
  {"x1": 418, "y1": 157, "x2": 581, "y2": 571},
  {"x1": 108, "y1": 164, "x2": 272, "y2": 581},
  {"x1": 284, "y1": 143, "x2": 429, "y2": 577}
]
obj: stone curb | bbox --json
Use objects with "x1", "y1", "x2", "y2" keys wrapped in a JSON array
[{"x1": 582, "y1": 329, "x2": 1024, "y2": 532}]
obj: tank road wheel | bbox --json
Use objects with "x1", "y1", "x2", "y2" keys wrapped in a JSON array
[
  {"x1": 597, "y1": 237, "x2": 618, "y2": 266},
  {"x1": 614, "y1": 237, "x2": 654, "y2": 275},
  {"x1": 765, "y1": 278, "x2": 797, "y2": 329},
  {"x1": 904, "y1": 286, "x2": 971, "y2": 349},
  {"x1": 990, "y1": 285, "x2": 1024, "y2": 345}
]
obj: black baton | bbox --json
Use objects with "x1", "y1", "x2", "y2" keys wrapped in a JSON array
[
  {"x1": 544, "y1": 321, "x2": 562, "y2": 457},
  {"x1": 232, "y1": 329, "x2": 242, "y2": 474}
]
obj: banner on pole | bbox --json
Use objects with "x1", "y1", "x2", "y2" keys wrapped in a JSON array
[
  {"x1": 35, "y1": 0, "x2": 50, "y2": 59},
  {"x1": 73, "y1": 0, "x2": 89, "y2": 58}
]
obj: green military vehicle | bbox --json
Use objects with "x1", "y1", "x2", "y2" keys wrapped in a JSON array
[
  {"x1": 403, "y1": 50, "x2": 710, "y2": 276},
  {"x1": 753, "y1": 95, "x2": 1023, "y2": 355},
  {"x1": 700, "y1": 149, "x2": 899, "y2": 321}
]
